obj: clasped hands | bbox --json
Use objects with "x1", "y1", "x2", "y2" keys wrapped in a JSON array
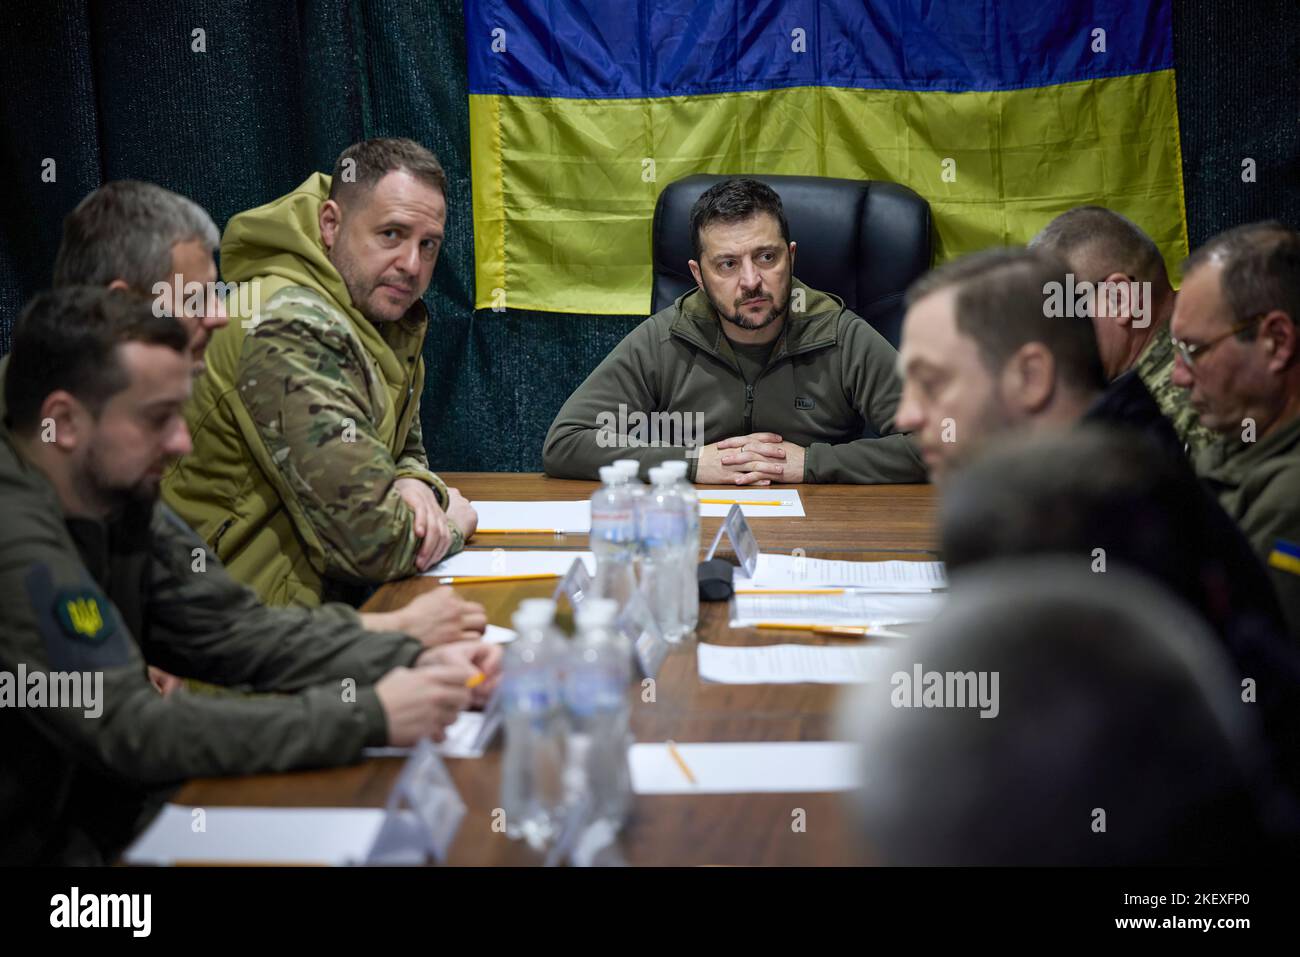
[{"x1": 693, "y1": 431, "x2": 805, "y2": 485}]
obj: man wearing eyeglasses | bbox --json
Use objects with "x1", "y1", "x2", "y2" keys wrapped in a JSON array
[{"x1": 1172, "y1": 222, "x2": 1300, "y2": 639}]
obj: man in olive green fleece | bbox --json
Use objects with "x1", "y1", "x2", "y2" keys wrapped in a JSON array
[
  {"x1": 1172, "y1": 222, "x2": 1300, "y2": 641},
  {"x1": 1, "y1": 288, "x2": 497, "y2": 864},
  {"x1": 543, "y1": 179, "x2": 926, "y2": 485},
  {"x1": 163, "y1": 139, "x2": 477, "y2": 607}
]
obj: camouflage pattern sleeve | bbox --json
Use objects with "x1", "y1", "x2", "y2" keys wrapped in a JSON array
[
  {"x1": 392, "y1": 394, "x2": 465, "y2": 557},
  {"x1": 1136, "y1": 331, "x2": 1219, "y2": 456},
  {"x1": 236, "y1": 301, "x2": 427, "y2": 584},
  {"x1": 393, "y1": 392, "x2": 447, "y2": 499}
]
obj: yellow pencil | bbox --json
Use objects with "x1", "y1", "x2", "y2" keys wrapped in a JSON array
[
  {"x1": 754, "y1": 622, "x2": 871, "y2": 636},
  {"x1": 465, "y1": 672, "x2": 486, "y2": 689},
  {"x1": 476, "y1": 528, "x2": 569, "y2": 534},
  {"x1": 665, "y1": 739, "x2": 697, "y2": 784},
  {"x1": 437, "y1": 573, "x2": 561, "y2": 584},
  {"x1": 697, "y1": 499, "x2": 784, "y2": 506},
  {"x1": 735, "y1": 588, "x2": 845, "y2": 595}
]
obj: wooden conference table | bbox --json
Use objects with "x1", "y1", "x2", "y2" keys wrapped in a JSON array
[{"x1": 177, "y1": 473, "x2": 940, "y2": 866}]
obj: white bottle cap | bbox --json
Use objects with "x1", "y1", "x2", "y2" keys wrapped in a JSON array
[
  {"x1": 575, "y1": 598, "x2": 619, "y2": 629},
  {"x1": 512, "y1": 598, "x2": 556, "y2": 630},
  {"x1": 661, "y1": 460, "x2": 688, "y2": 478},
  {"x1": 598, "y1": 465, "x2": 622, "y2": 485},
  {"x1": 647, "y1": 465, "x2": 668, "y2": 486},
  {"x1": 612, "y1": 459, "x2": 640, "y2": 480}
]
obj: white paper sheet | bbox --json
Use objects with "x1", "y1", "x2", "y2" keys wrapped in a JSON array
[
  {"x1": 697, "y1": 642, "x2": 892, "y2": 684},
  {"x1": 363, "y1": 712, "x2": 488, "y2": 759},
  {"x1": 629, "y1": 741, "x2": 859, "y2": 794},
  {"x1": 697, "y1": 488, "x2": 804, "y2": 518},
  {"x1": 423, "y1": 550, "x2": 595, "y2": 578},
  {"x1": 730, "y1": 591, "x2": 947, "y2": 628},
  {"x1": 471, "y1": 500, "x2": 592, "y2": 533},
  {"x1": 740, "y1": 553, "x2": 946, "y2": 591},
  {"x1": 124, "y1": 805, "x2": 385, "y2": 865}
]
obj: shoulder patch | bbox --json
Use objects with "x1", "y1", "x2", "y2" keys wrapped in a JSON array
[
  {"x1": 54, "y1": 588, "x2": 114, "y2": 643},
  {"x1": 27, "y1": 564, "x2": 133, "y2": 671},
  {"x1": 1267, "y1": 539, "x2": 1300, "y2": 577}
]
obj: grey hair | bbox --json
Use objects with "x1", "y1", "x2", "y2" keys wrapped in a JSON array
[
  {"x1": 1029, "y1": 204, "x2": 1169, "y2": 288},
  {"x1": 1183, "y1": 221, "x2": 1300, "y2": 341},
  {"x1": 52, "y1": 180, "x2": 220, "y2": 291}
]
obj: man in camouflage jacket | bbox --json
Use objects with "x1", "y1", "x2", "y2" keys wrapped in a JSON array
[{"x1": 164, "y1": 140, "x2": 477, "y2": 607}]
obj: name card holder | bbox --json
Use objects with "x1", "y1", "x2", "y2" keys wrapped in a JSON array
[
  {"x1": 366, "y1": 738, "x2": 466, "y2": 865},
  {"x1": 705, "y1": 504, "x2": 760, "y2": 578}
]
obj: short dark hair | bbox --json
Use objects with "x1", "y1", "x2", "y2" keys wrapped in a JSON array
[
  {"x1": 688, "y1": 178, "x2": 791, "y2": 260},
  {"x1": 1030, "y1": 205, "x2": 1169, "y2": 289},
  {"x1": 52, "y1": 181, "x2": 219, "y2": 291},
  {"x1": 329, "y1": 137, "x2": 448, "y2": 207},
  {"x1": 4, "y1": 287, "x2": 189, "y2": 434},
  {"x1": 1184, "y1": 222, "x2": 1300, "y2": 342},
  {"x1": 905, "y1": 247, "x2": 1106, "y2": 395}
]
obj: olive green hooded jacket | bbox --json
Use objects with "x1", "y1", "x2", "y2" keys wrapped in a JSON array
[{"x1": 162, "y1": 173, "x2": 459, "y2": 608}]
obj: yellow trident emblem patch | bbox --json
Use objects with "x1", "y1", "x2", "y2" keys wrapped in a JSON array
[
  {"x1": 55, "y1": 590, "x2": 112, "y2": 643},
  {"x1": 66, "y1": 598, "x2": 104, "y2": 637}
]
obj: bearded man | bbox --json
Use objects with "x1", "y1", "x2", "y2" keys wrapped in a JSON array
[{"x1": 543, "y1": 178, "x2": 924, "y2": 484}]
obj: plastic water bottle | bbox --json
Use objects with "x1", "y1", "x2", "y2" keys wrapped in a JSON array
[
  {"x1": 661, "y1": 459, "x2": 700, "y2": 638},
  {"x1": 611, "y1": 458, "x2": 642, "y2": 484},
  {"x1": 500, "y1": 598, "x2": 568, "y2": 850},
  {"x1": 639, "y1": 466, "x2": 688, "y2": 642},
  {"x1": 612, "y1": 459, "x2": 646, "y2": 579},
  {"x1": 590, "y1": 465, "x2": 638, "y2": 608},
  {"x1": 563, "y1": 598, "x2": 633, "y2": 831}
]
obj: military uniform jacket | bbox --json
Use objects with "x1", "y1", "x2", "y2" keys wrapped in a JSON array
[
  {"x1": 0, "y1": 426, "x2": 421, "y2": 864},
  {"x1": 1134, "y1": 325, "x2": 1218, "y2": 455},
  {"x1": 1199, "y1": 413, "x2": 1300, "y2": 642}
]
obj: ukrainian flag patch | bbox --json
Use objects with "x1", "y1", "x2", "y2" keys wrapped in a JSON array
[{"x1": 1267, "y1": 539, "x2": 1300, "y2": 578}]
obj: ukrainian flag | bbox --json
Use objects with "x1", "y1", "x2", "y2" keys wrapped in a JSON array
[
  {"x1": 467, "y1": 0, "x2": 1188, "y2": 315},
  {"x1": 1269, "y1": 540, "x2": 1300, "y2": 578}
]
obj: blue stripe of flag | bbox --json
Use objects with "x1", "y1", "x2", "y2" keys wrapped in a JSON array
[
  {"x1": 1273, "y1": 539, "x2": 1300, "y2": 561},
  {"x1": 466, "y1": 0, "x2": 1173, "y2": 99}
]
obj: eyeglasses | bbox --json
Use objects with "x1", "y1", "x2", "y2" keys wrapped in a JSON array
[{"x1": 1171, "y1": 314, "x2": 1266, "y2": 369}]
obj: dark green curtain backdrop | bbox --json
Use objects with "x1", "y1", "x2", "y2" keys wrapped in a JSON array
[{"x1": 1, "y1": 0, "x2": 1297, "y2": 470}]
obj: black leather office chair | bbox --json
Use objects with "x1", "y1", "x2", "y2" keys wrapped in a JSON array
[{"x1": 650, "y1": 173, "x2": 932, "y2": 346}]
